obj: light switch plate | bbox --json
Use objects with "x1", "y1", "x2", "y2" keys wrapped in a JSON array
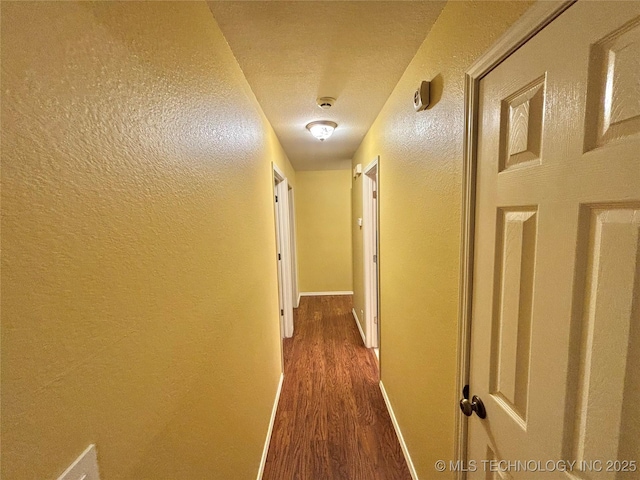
[{"x1": 57, "y1": 444, "x2": 100, "y2": 480}]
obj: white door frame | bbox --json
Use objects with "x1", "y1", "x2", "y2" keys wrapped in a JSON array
[
  {"x1": 288, "y1": 186, "x2": 300, "y2": 308},
  {"x1": 455, "y1": 0, "x2": 575, "y2": 475},
  {"x1": 273, "y1": 163, "x2": 294, "y2": 338},
  {"x1": 363, "y1": 156, "x2": 379, "y2": 349}
]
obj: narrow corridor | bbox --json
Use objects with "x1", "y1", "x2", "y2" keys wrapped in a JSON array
[{"x1": 263, "y1": 296, "x2": 411, "y2": 480}]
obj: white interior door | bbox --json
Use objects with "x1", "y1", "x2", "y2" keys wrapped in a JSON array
[
  {"x1": 274, "y1": 166, "x2": 294, "y2": 339},
  {"x1": 364, "y1": 158, "x2": 379, "y2": 349},
  {"x1": 274, "y1": 179, "x2": 285, "y2": 339},
  {"x1": 467, "y1": 3, "x2": 640, "y2": 478},
  {"x1": 372, "y1": 172, "x2": 379, "y2": 352}
]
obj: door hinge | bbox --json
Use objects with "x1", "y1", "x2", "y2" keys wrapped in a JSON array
[
  {"x1": 280, "y1": 309, "x2": 284, "y2": 316},
  {"x1": 278, "y1": 253, "x2": 281, "y2": 260},
  {"x1": 374, "y1": 316, "x2": 378, "y2": 324},
  {"x1": 275, "y1": 195, "x2": 278, "y2": 202},
  {"x1": 373, "y1": 254, "x2": 377, "y2": 263},
  {"x1": 373, "y1": 190, "x2": 377, "y2": 199}
]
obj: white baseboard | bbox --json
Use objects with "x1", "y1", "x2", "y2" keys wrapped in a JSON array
[
  {"x1": 257, "y1": 373, "x2": 284, "y2": 480},
  {"x1": 352, "y1": 308, "x2": 366, "y2": 346},
  {"x1": 296, "y1": 293, "x2": 301, "y2": 308},
  {"x1": 379, "y1": 381, "x2": 419, "y2": 480},
  {"x1": 299, "y1": 291, "x2": 353, "y2": 296}
]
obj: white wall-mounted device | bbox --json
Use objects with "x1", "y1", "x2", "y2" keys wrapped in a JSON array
[
  {"x1": 353, "y1": 164, "x2": 362, "y2": 178},
  {"x1": 413, "y1": 80, "x2": 430, "y2": 112}
]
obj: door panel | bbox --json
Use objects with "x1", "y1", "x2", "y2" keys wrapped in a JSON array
[
  {"x1": 468, "y1": 2, "x2": 640, "y2": 479},
  {"x1": 570, "y1": 207, "x2": 640, "y2": 467},
  {"x1": 490, "y1": 208, "x2": 537, "y2": 427}
]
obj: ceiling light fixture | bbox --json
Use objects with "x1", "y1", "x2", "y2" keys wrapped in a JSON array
[{"x1": 306, "y1": 120, "x2": 337, "y2": 141}]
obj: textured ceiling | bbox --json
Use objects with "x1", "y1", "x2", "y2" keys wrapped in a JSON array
[{"x1": 208, "y1": 1, "x2": 445, "y2": 171}]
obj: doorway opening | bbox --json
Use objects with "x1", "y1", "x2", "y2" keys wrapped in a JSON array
[
  {"x1": 273, "y1": 164, "x2": 295, "y2": 341},
  {"x1": 363, "y1": 157, "x2": 380, "y2": 360},
  {"x1": 288, "y1": 185, "x2": 300, "y2": 308}
]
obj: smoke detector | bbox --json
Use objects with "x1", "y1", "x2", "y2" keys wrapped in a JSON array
[{"x1": 316, "y1": 97, "x2": 336, "y2": 109}]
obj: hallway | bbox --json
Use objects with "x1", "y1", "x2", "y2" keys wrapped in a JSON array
[
  {"x1": 263, "y1": 296, "x2": 411, "y2": 480},
  {"x1": 7, "y1": 2, "x2": 638, "y2": 479}
]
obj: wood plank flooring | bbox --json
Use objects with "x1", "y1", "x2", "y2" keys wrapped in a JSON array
[{"x1": 263, "y1": 295, "x2": 412, "y2": 480}]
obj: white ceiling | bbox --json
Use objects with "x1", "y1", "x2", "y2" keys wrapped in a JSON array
[{"x1": 208, "y1": 1, "x2": 445, "y2": 171}]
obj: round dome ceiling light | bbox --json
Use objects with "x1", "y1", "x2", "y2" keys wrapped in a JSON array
[
  {"x1": 306, "y1": 121, "x2": 337, "y2": 141},
  {"x1": 316, "y1": 97, "x2": 336, "y2": 109}
]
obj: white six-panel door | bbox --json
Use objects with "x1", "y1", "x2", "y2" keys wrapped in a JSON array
[{"x1": 468, "y1": 2, "x2": 640, "y2": 479}]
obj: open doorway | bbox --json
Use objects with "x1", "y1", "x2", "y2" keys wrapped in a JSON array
[
  {"x1": 273, "y1": 164, "x2": 294, "y2": 340},
  {"x1": 363, "y1": 157, "x2": 379, "y2": 360}
]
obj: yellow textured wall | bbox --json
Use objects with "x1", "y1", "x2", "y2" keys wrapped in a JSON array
[
  {"x1": 296, "y1": 170, "x2": 353, "y2": 293},
  {"x1": 1, "y1": 2, "x2": 294, "y2": 479},
  {"x1": 351, "y1": 2, "x2": 533, "y2": 478}
]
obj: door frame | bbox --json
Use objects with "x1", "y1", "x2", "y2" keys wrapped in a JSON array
[
  {"x1": 455, "y1": 0, "x2": 575, "y2": 475},
  {"x1": 273, "y1": 163, "x2": 295, "y2": 339},
  {"x1": 288, "y1": 185, "x2": 300, "y2": 308},
  {"x1": 363, "y1": 156, "x2": 380, "y2": 349}
]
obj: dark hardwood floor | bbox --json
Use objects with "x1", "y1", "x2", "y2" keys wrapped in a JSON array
[{"x1": 263, "y1": 295, "x2": 412, "y2": 480}]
